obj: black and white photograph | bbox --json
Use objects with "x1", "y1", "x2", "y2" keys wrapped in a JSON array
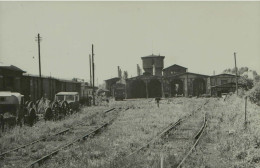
[{"x1": 0, "y1": 1, "x2": 260, "y2": 168}]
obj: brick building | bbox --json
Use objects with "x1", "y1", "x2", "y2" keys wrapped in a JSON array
[{"x1": 125, "y1": 54, "x2": 239, "y2": 98}]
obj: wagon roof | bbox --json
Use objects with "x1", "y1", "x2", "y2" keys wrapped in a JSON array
[
  {"x1": 56, "y1": 92, "x2": 79, "y2": 95},
  {"x1": 0, "y1": 91, "x2": 24, "y2": 97},
  {"x1": 0, "y1": 63, "x2": 26, "y2": 73}
]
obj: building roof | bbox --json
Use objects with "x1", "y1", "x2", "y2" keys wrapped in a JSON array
[
  {"x1": 141, "y1": 54, "x2": 165, "y2": 59},
  {"x1": 168, "y1": 72, "x2": 210, "y2": 78},
  {"x1": 163, "y1": 64, "x2": 187, "y2": 71},
  {"x1": 211, "y1": 73, "x2": 237, "y2": 77},
  {"x1": 126, "y1": 74, "x2": 163, "y2": 80},
  {"x1": 0, "y1": 62, "x2": 26, "y2": 73},
  {"x1": 104, "y1": 77, "x2": 120, "y2": 82}
]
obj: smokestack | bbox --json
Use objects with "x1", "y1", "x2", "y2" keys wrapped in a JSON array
[
  {"x1": 152, "y1": 59, "x2": 155, "y2": 76},
  {"x1": 137, "y1": 64, "x2": 141, "y2": 76},
  {"x1": 118, "y1": 66, "x2": 122, "y2": 79},
  {"x1": 118, "y1": 66, "x2": 120, "y2": 78},
  {"x1": 137, "y1": 64, "x2": 139, "y2": 76}
]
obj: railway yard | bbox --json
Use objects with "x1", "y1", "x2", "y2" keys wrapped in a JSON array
[{"x1": 0, "y1": 95, "x2": 260, "y2": 168}]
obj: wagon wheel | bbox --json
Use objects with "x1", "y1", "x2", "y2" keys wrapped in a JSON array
[
  {"x1": 25, "y1": 101, "x2": 30, "y2": 107},
  {"x1": 60, "y1": 101, "x2": 70, "y2": 116},
  {"x1": 28, "y1": 108, "x2": 37, "y2": 126},
  {"x1": 51, "y1": 101, "x2": 60, "y2": 120},
  {"x1": 44, "y1": 107, "x2": 53, "y2": 121},
  {"x1": 17, "y1": 107, "x2": 26, "y2": 127},
  {"x1": 27, "y1": 101, "x2": 35, "y2": 109},
  {"x1": 68, "y1": 102, "x2": 75, "y2": 113},
  {"x1": 36, "y1": 99, "x2": 40, "y2": 106}
]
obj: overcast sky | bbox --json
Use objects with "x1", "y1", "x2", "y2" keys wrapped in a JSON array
[{"x1": 0, "y1": 1, "x2": 259, "y2": 84}]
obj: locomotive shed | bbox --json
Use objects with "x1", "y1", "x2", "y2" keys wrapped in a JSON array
[{"x1": 105, "y1": 54, "x2": 242, "y2": 100}]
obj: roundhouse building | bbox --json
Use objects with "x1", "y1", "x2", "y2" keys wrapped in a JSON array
[{"x1": 125, "y1": 54, "x2": 236, "y2": 98}]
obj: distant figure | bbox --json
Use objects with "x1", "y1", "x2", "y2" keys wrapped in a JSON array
[
  {"x1": 155, "y1": 97, "x2": 161, "y2": 108},
  {"x1": 88, "y1": 96, "x2": 92, "y2": 106},
  {"x1": 0, "y1": 114, "x2": 4, "y2": 132}
]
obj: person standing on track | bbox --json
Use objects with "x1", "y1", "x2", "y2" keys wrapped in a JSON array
[
  {"x1": 155, "y1": 97, "x2": 161, "y2": 107},
  {"x1": 0, "y1": 114, "x2": 4, "y2": 132}
]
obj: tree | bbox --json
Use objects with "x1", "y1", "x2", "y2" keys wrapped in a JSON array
[
  {"x1": 223, "y1": 67, "x2": 258, "y2": 89},
  {"x1": 123, "y1": 71, "x2": 128, "y2": 80}
]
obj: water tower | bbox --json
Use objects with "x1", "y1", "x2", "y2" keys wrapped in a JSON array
[{"x1": 141, "y1": 54, "x2": 165, "y2": 76}]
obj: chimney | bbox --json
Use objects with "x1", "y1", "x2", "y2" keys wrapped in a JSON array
[
  {"x1": 118, "y1": 66, "x2": 120, "y2": 78},
  {"x1": 137, "y1": 64, "x2": 141, "y2": 76}
]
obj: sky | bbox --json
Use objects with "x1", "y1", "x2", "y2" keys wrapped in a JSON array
[{"x1": 0, "y1": 1, "x2": 259, "y2": 84}]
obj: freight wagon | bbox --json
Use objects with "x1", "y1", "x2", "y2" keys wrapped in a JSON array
[{"x1": 21, "y1": 75, "x2": 81, "y2": 102}]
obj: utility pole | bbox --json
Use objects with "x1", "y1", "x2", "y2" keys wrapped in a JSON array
[
  {"x1": 89, "y1": 54, "x2": 92, "y2": 86},
  {"x1": 245, "y1": 96, "x2": 247, "y2": 125},
  {"x1": 234, "y1": 52, "x2": 238, "y2": 95},
  {"x1": 36, "y1": 33, "x2": 43, "y2": 98},
  {"x1": 92, "y1": 44, "x2": 95, "y2": 105}
]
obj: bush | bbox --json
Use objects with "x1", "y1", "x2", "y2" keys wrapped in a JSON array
[{"x1": 246, "y1": 82, "x2": 260, "y2": 105}]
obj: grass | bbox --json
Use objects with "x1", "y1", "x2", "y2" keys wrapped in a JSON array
[
  {"x1": 2, "y1": 96, "x2": 257, "y2": 168},
  {"x1": 182, "y1": 94, "x2": 260, "y2": 168},
  {"x1": 0, "y1": 105, "x2": 109, "y2": 168},
  {"x1": 39, "y1": 98, "x2": 206, "y2": 168}
]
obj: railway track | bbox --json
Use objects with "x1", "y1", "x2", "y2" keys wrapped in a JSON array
[
  {"x1": 0, "y1": 108, "x2": 116, "y2": 158},
  {"x1": 176, "y1": 114, "x2": 207, "y2": 168},
  {"x1": 0, "y1": 107, "x2": 126, "y2": 168},
  {"x1": 112, "y1": 100, "x2": 209, "y2": 167}
]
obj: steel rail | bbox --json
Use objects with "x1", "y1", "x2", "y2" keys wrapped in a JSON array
[
  {"x1": 176, "y1": 115, "x2": 208, "y2": 168},
  {"x1": 26, "y1": 116, "x2": 116, "y2": 168},
  {"x1": 0, "y1": 107, "x2": 116, "y2": 157},
  {"x1": 119, "y1": 100, "x2": 209, "y2": 167},
  {"x1": 127, "y1": 100, "x2": 208, "y2": 157},
  {"x1": 104, "y1": 108, "x2": 115, "y2": 113},
  {"x1": 126, "y1": 119, "x2": 182, "y2": 158}
]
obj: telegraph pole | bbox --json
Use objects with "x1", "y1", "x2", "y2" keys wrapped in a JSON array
[
  {"x1": 234, "y1": 52, "x2": 238, "y2": 95},
  {"x1": 89, "y1": 54, "x2": 92, "y2": 86},
  {"x1": 36, "y1": 33, "x2": 43, "y2": 98},
  {"x1": 92, "y1": 44, "x2": 95, "y2": 105}
]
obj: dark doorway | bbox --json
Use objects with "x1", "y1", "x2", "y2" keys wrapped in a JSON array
[
  {"x1": 193, "y1": 78, "x2": 206, "y2": 96},
  {"x1": 130, "y1": 80, "x2": 146, "y2": 98},
  {"x1": 148, "y1": 79, "x2": 162, "y2": 98},
  {"x1": 170, "y1": 79, "x2": 184, "y2": 97}
]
